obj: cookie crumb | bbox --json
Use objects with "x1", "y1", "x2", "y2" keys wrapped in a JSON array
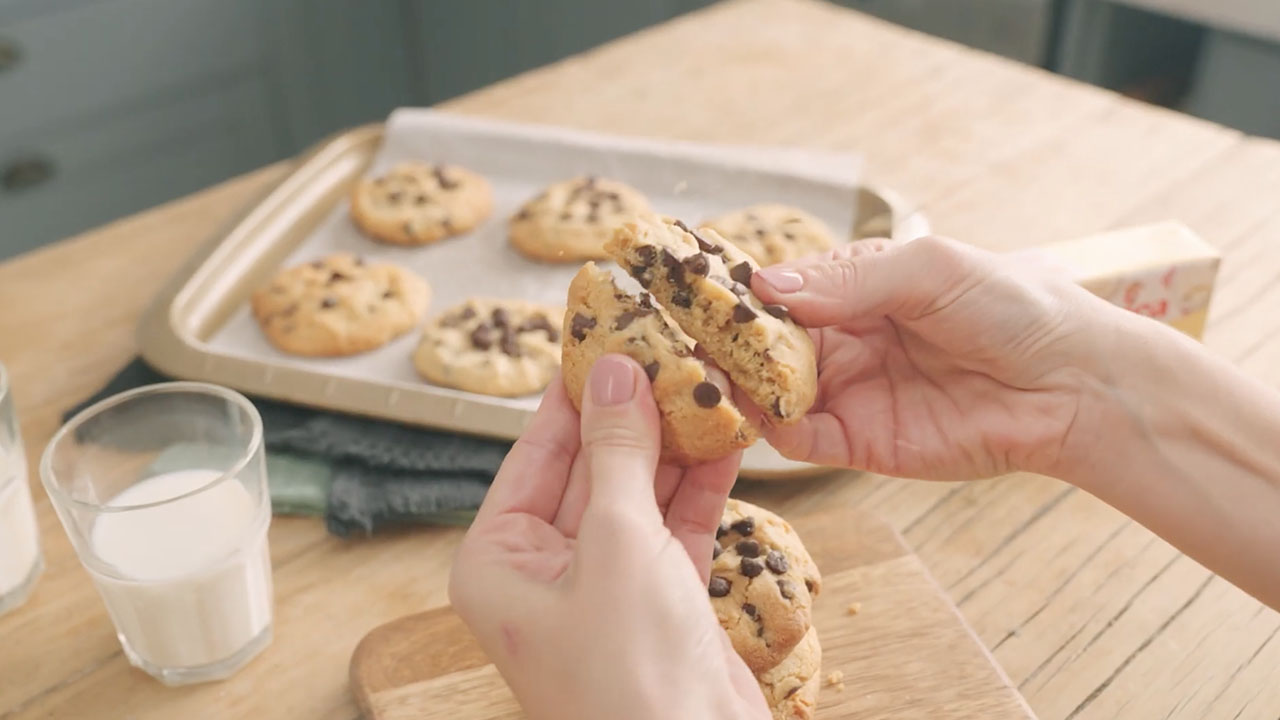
[
  {"x1": 826, "y1": 671, "x2": 844, "y2": 687},
  {"x1": 847, "y1": 602, "x2": 862, "y2": 615}
]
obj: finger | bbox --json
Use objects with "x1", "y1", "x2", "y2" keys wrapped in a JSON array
[
  {"x1": 551, "y1": 456, "x2": 592, "y2": 536},
  {"x1": 575, "y1": 354, "x2": 666, "y2": 544},
  {"x1": 663, "y1": 451, "x2": 742, "y2": 580},
  {"x1": 761, "y1": 411, "x2": 854, "y2": 467},
  {"x1": 474, "y1": 376, "x2": 581, "y2": 525},
  {"x1": 653, "y1": 464, "x2": 685, "y2": 515},
  {"x1": 752, "y1": 235, "x2": 976, "y2": 327}
]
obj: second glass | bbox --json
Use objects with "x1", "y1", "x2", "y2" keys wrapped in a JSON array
[{"x1": 40, "y1": 382, "x2": 274, "y2": 686}]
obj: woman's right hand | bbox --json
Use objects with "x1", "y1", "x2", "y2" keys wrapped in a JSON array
[{"x1": 747, "y1": 235, "x2": 1112, "y2": 481}]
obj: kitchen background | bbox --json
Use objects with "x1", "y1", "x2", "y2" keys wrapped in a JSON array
[{"x1": 1, "y1": 0, "x2": 1277, "y2": 262}]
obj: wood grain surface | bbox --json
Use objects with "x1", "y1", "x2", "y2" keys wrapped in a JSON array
[
  {"x1": 349, "y1": 510, "x2": 1036, "y2": 720},
  {"x1": 2, "y1": 1, "x2": 1279, "y2": 718}
]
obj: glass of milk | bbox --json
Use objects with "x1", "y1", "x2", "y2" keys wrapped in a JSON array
[
  {"x1": 0, "y1": 362, "x2": 44, "y2": 615},
  {"x1": 40, "y1": 382, "x2": 273, "y2": 686}
]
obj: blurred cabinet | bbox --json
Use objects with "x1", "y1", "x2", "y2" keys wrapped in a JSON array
[{"x1": 836, "y1": 0, "x2": 1057, "y2": 65}]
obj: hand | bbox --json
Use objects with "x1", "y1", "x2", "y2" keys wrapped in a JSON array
[
  {"x1": 448, "y1": 356, "x2": 769, "y2": 720},
  {"x1": 748, "y1": 235, "x2": 1106, "y2": 481}
]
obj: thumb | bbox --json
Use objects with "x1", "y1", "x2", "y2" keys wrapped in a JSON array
[
  {"x1": 752, "y1": 235, "x2": 974, "y2": 327},
  {"x1": 577, "y1": 354, "x2": 664, "y2": 524}
]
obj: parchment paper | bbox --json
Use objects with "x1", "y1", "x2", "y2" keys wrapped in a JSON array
[{"x1": 207, "y1": 109, "x2": 862, "y2": 412}]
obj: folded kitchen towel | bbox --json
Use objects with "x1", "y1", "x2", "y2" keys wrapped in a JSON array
[{"x1": 66, "y1": 359, "x2": 508, "y2": 536}]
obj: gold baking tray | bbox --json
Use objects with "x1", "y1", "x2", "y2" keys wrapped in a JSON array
[{"x1": 138, "y1": 121, "x2": 930, "y2": 480}]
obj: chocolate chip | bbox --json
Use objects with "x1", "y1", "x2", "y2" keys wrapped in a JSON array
[
  {"x1": 712, "y1": 543, "x2": 723, "y2": 560},
  {"x1": 804, "y1": 579, "x2": 815, "y2": 593},
  {"x1": 762, "y1": 304, "x2": 790, "y2": 320},
  {"x1": 716, "y1": 521, "x2": 730, "y2": 539},
  {"x1": 661, "y1": 249, "x2": 686, "y2": 287},
  {"x1": 742, "y1": 603, "x2": 758, "y2": 618},
  {"x1": 673, "y1": 219, "x2": 692, "y2": 233},
  {"x1": 636, "y1": 246, "x2": 657, "y2": 265},
  {"x1": 709, "y1": 576, "x2": 731, "y2": 597},
  {"x1": 693, "y1": 381, "x2": 721, "y2": 408},
  {"x1": 638, "y1": 293, "x2": 655, "y2": 309},
  {"x1": 382, "y1": 290, "x2": 396, "y2": 300},
  {"x1": 778, "y1": 578, "x2": 796, "y2": 599},
  {"x1": 729, "y1": 261, "x2": 753, "y2": 286},
  {"x1": 310, "y1": 260, "x2": 325, "y2": 269},
  {"x1": 673, "y1": 342, "x2": 693, "y2": 358},
  {"x1": 643, "y1": 361, "x2": 660, "y2": 382},
  {"x1": 441, "y1": 218, "x2": 454, "y2": 232},
  {"x1": 320, "y1": 296, "x2": 337, "y2": 309},
  {"x1": 783, "y1": 232, "x2": 796, "y2": 241},
  {"x1": 517, "y1": 314, "x2": 557, "y2": 341},
  {"x1": 614, "y1": 309, "x2": 650, "y2": 330},
  {"x1": 682, "y1": 253, "x2": 710, "y2": 277},
  {"x1": 733, "y1": 303, "x2": 757, "y2": 323},
  {"x1": 433, "y1": 166, "x2": 457, "y2": 190},
  {"x1": 693, "y1": 232, "x2": 723, "y2": 254},
  {"x1": 414, "y1": 194, "x2": 427, "y2": 205},
  {"x1": 730, "y1": 517, "x2": 755, "y2": 536},
  {"x1": 785, "y1": 686, "x2": 801, "y2": 699},
  {"x1": 470, "y1": 325, "x2": 495, "y2": 350},
  {"x1": 755, "y1": 227, "x2": 767, "y2": 238},
  {"x1": 500, "y1": 331, "x2": 521, "y2": 357},
  {"x1": 772, "y1": 397, "x2": 784, "y2": 418},
  {"x1": 740, "y1": 557, "x2": 764, "y2": 578},
  {"x1": 491, "y1": 308, "x2": 511, "y2": 328},
  {"x1": 514, "y1": 208, "x2": 531, "y2": 221},
  {"x1": 629, "y1": 265, "x2": 650, "y2": 284},
  {"x1": 460, "y1": 307, "x2": 476, "y2": 320},
  {"x1": 570, "y1": 313, "x2": 596, "y2": 341},
  {"x1": 765, "y1": 550, "x2": 789, "y2": 574},
  {"x1": 672, "y1": 289, "x2": 693, "y2": 308},
  {"x1": 735, "y1": 540, "x2": 761, "y2": 558},
  {"x1": 328, "y1": 271, "x2": 350, "y2": 284},
  {"x1": 387, "y1": 191, "x2": 403, "y2": 202}
]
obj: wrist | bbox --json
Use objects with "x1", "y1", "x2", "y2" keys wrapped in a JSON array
[{"x1": 1044, "y1": 300, "x2": 1183, "y2": 489}]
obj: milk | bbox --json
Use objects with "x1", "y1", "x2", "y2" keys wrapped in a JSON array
[
  {"x1": 88, "y1": 469, "x2": 273, "y2": 670},
  {"x1": 0, "y1": 449, "x2": 41, "y2": 603}
]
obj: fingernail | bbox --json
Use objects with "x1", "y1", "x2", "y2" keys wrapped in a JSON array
[
  {"x1": 757, "y1": 268, "x2": 804, "y2": 293},
  {"x1": 590, "y1": 355, "x2": 636, "y2": 406}
]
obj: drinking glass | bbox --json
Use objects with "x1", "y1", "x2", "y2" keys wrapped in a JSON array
[
  {"x1": 41, "y1": 382, "x2": 273, "y2": 685},
  {"x1": 0, "y1": 361, "x2": 43, "y2": 615}
]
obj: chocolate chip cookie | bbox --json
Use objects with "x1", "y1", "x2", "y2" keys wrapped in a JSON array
[
  {"x1": 702, "y1": 204, "x2": 837, "y2": 266},
  {"x1": 756, "y1": 626, "x2": 822, "y2": 720},
  {"x1": 414, "y1": 299, "x2": 563, "y2": 397},
  {"x1": 350, "y1": 162, "x2": 492, "y2": 245},
  {"x1": 562, "y1": 263, "x2": 756, "y2": 464},
  {"x1": 509, "y1": 176, "x2": 651, "y2": 262},
  {"x1": 607, "y1": 215, "x2": 818, "y2": 424},
  {"x1": 251, "y1": 253, "x2": 430, "y2": 357},
  {"x1": 709, "y1": 498, "x2": 822, "y2": 674}
]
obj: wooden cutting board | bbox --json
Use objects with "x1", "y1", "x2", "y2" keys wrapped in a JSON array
[{"x1": 349, "y1": 509, "x2": 1037, "y2": 719}]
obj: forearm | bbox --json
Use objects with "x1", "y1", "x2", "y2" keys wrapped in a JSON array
[{"x1": 1060, "y1": 306, "x2": 1280, "y2": 609}]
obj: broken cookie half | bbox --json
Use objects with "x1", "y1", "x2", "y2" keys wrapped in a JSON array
[
  {"x1": 562, "y1": 262, "x2": 757, "y2": 465},
  {"x1": 607, "y1": 214, "x2": 818, "y2": 425}
]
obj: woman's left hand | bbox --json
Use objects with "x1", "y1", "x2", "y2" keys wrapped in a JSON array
[{"x1": 448, "y1": 355, "x2": 769, "y2": 720}]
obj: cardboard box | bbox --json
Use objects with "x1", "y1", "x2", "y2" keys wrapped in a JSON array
[{"x1": 1039, "y1": 221, "x2": 1221, "y2": 339}]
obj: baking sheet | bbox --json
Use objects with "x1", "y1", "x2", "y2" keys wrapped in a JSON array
[{"x1": 205, "y1": 109, "x2": 864, "y2": 413}]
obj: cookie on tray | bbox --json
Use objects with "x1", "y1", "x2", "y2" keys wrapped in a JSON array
[
  {"x1": 709, "y1": 498, "x2": 823, "y2": 674},
  {"x1": 350, "y1": 162, "x2": 492, "y2": 245},
  {"x1": 413, "y1": 298, "x2": 563, "y2": 397},
  {"x1": 701, "y1": 204, "x2": 837, "y2": 266},
  {"x1": 251, "y1": 253, "x2": 430, "y2": 357},
  {"x1": 509, "y1": 176, "x2": 651, "y2": 262},
  {"x1": 756, "y1": 627, "x2": 822, "y2": 720},
  {"x1": 561, "y1": 263, "x2": 755, "y2": 465},
  {"x1": 606, "y1": 215, "x2": 818, "y2": 425}
]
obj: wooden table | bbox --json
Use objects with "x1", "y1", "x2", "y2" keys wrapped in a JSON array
[{"x1": 2, "y1": 1, "x2": 1278, "y2": 717}]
